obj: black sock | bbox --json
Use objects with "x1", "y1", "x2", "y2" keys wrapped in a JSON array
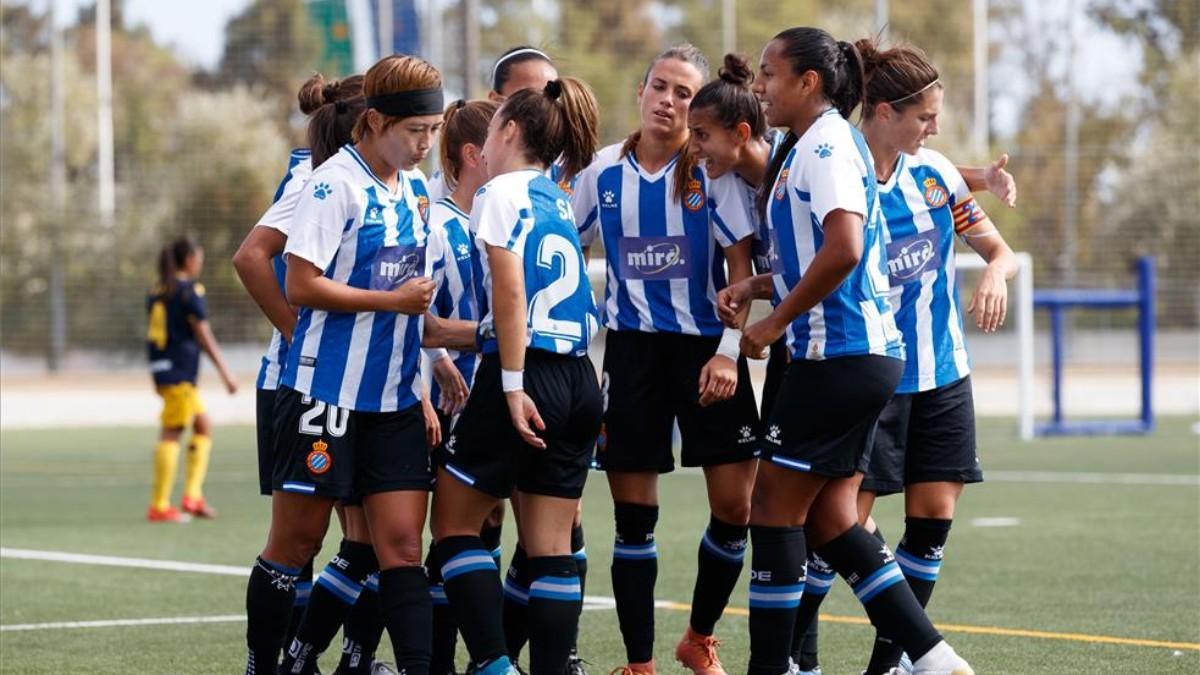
[
  {"x1": 746, "y1": 526, "x2": 806, "y2": 675},
  {"x1": 377, "y1": 566, "x2": 432, "y2": 674},
  {"x1": 427, "y1": 544, "x2": 459, "y2": 675},
  {"x1": 282, "y1": 540, "x2": 377, "y2": 675},
  {"x1": 791, "y1": 549, "x2": 835, "y2": 668},
  {"x1": 817, "y1": 525, "x2": 942, "y2": 662},
  {"x1": 502, "y1": 544, "x2": 531, "y2": 659},
  {"x1": 571, "y1": 524, "x2": 587, "y2": 652},
  {"x1": 527, "y1": 556, "x2": 582, "y2": 674},
  {"x1": 865, "y1": 518, "x2": 952, "y2": 674},
  {"x1": 611, "y1": 502, "x2": 658, "y2": 664},
  {"x1": 689, "y1": 515, "x2": 748, "y2": 636},
  {"x1": 245, "y1": 557, "x2": 299, "y2": 675},
  {"x1": 435, "y1": 535, "x2": 507, "y2": 664},
  {"x1": 285, "y1": 558, "x2": 315, "y2": 654},
  {"x1": 337, "y1": 572, "x2": 385, "y2": 675},
  {"x1": 481, "y1": 523, "x2": 504, "y2": 570}
]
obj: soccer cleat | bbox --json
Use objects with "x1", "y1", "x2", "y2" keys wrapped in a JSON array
[
  {"x1": 674, "y1": 627, "x2": 726, "y2": 675},
  {"x1": 370, "y1": 661, "x2": 400, "y2": 675},
  {"x1": 145, "y1": 505, "x2": 189, "y2": 523},
  {"x1": 608, "y1": 660, "x2": 657, "y2": 675},
  {"x1": 898, "y1": 653, "x2": 913, "y2": 673},
  {"x1": 910, "y1": 641, "x2": 973, "y2": 675},
  {"x1": 181, "y1": 496, "x2": 217, "y2": 518},
  {"x1": 566, "y1": 648, "x2": 589, "y2": 675}
]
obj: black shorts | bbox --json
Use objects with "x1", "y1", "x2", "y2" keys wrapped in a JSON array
[
  {"x1": 256, "y1": 388, "x2": 278, "y2": 496},
  {"x1": 595, "y1": 330, "x2": 760, "y2": 473},
  {"x1": 761, "y1": 337, "x2": 789, "y2": 421},
  {"x1": 441, "y1": 351, "x2": 602, "y2": 500},
  {"x1": 862, "y1": 375, "x2": 982, "y2": 496},
  {"x1": 271, "y1": 386, "x2": 432, "y2": 500},
  {"x1": 760, "y1": 355, "x2": 903, "y2": 478}
]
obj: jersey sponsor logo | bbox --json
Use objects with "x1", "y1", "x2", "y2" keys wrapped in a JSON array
[
  {"x1": 774, "y1": 168, "x2": 790, "y2": 201},
  {"x1": 814, "y1": 143, "x2": 834, "y2": 158},
  {"x1": 617, "y1": 236, "x2": 690, "y2": 280},
  {"x1": 417, "y1": 195, "x2": 430, "y2": 223},
  {"x1": 370, "y1": 244, "x2": 426, "y2": 290},
  {"x1": 313, "y1": 182, "x2": 332, "y2": 200},
  {"x1": 306, "y1": 439, "x2": 332, "y2": 475},
  {"x1": 683, "y1": 178, "x2": 706, "y2": 212},
  {"x1": 922, "y1": 177, "x2": 948, "y2": 208},
  {"x1": 886, "y1": 229, "x2": 943, "y2": 286}
]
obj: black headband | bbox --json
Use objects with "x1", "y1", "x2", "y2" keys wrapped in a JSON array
[{"x1": 366, "y1": 87, "x2": 444, "y2": 117}]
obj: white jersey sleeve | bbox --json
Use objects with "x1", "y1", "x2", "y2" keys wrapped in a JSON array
[
  {"x1": 256, "y1": 158, "x2": 312, "y2": 235},
  {"x1": 806, "y1": 141, "x2": 869, "y2": 224},
  {"x1": 472, "y1": 185, "x2": 530, "y2": 258},
  {"x1": 284, "y1": 169, "x2": 356, "y2": 271},
  {"x1": 571, "y1": 158, "x2": 602, "y2": 247},
  {"x1": 706, "y1": 172, "x2": 756, "y2": 248}
]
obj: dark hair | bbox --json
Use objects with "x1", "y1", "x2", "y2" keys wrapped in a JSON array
[
  {"x1": 492, "y1": 45, "x2": 553, "y2": 94},
  {"x1": 158, "y1": 236, "x2": 200, "y2": 294},
  {"x1": 855, "y1": 38, "x2": 941, "y2": 117},
  {"x1": 495, "y1": 77, "x2": 598, "y2": 185},
  {"x1": 439, "y1": 99, "x2": 499, "y2": 189},
  {"x1": 622, "y1": 44, "x2": 710, "y2": 204},
  {"x1": 689, "y1": 52, "x2": 767, "y2": 139},
  {"x1": 298, "y1": 73, "x2": 366, "y2": 167},
  {"x1": 352, "y1": 55, "x2": 442, "y2": 143},
  {"x1": 756, "y1": 28, "x2": 864, "y2": 217}
]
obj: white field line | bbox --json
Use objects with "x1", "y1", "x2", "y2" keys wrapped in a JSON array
[
  {"x1": 985, "y1": 470, "x2": 1200, "y2": 486},
  {"x1": 0, "y1": 548, "x2": 247, "y2": 576},
  {"x1": 0, "y1": 615, "x2": 245, "y2": 632}
]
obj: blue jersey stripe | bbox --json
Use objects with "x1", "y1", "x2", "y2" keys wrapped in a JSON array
[
  {"x1": 355, "y1": 313, "x2": 396, "y2": 411},
  {"x1": 637, "y1": 175, "x2": 682, "y2": 333},
  {"x1": 599, "y1": 166, "x2": 639, "y2": 330}
]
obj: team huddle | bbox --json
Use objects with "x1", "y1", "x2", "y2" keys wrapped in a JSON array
[{"x1": 148, "y1": 22, "x2": 1019, "y2": 675}]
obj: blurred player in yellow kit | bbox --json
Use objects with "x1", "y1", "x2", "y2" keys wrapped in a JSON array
[{"x1": 145, "y1": 236, "x2": 238, "y2": 522}]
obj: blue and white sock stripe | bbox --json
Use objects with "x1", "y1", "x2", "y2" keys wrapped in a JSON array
[
  {"x1": 316, "y1": 567, "x2": 365, "y2": 605},
  {"x1": 490, "y1": 547, "x2": 504, "y2": 564},
  {"x1": 572, "y1": 546, "x2": 588, "y2": 561},
  {"x1": 429, "y1": 583, "x2": 449, "y2": 605},
  {"x1": 804, "y1": 568, "x2": 836, "y2": 596},
  {"x1": 895, "y1": 548, "x2": 942, "y2": 582},
  {"x1": 293, "y1": 580, "x2": 313, "y2": 606},
  {"x1": 748, "y1": 582, "x2": 805, "y2": 609},
  {"x1": 441, "y1": 550, "x2": 498, "y2": 581},
  {"x1": 281, "y1": 481, "x2": 317, "y2": 494},
  {"x1": 529, "y1": 576, "x2": 582, "y2": 602},
  {"x1": 363, "y1": 572, "x2": 379, "y2": 593},
  {"x1": 700, "y1": 531, "x2": 747, "y2": 564},
  {"x1": 503, "y1": 576, "x2": 530, "y2": 606},
  {"x1": 852, "y1": 562, "x2": 905, "y2": 603},
  {"x1": 613, "y1": 542, "x2": 658, "y2": 560}
]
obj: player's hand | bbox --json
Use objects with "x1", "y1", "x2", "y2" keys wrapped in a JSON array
[
  {"x1": 967, "y1": 265, "x2": 1009, "y2": 332},
  {"x1": 432, "y1": 356, "x2": 469, "y2": 415},
  {"x1": 505, "y1": 390, "x2": 546, "y2": 449},
  {"x1": 390, "y1": 277, "x2": 437, "y2": 315},
  {"x1": 741, "y1": 314, "x2": 784, "y2": 359},
  {"x1": 222, "y1": 374, "x2": 239, "y2": 395},
  {"x1": 984, "y1": 153, "x2": 1017, "y2": 208},
  {"x1": 698, "y1": 354, "x2": 738, "y2": 407},
  {"x1": 421, "y1": 394, "x2": 441, "y2": 448},
  {"x1": 717, "y1": 280, "x2": 755, "y2": 327}
]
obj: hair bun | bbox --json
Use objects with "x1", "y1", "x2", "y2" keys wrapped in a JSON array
[
  {"x1": 543, "y1": 79, "x2": 563, "y2": 100},
  {"x1": 322, "y1": 80, "x2": 342, "y2": 104},
  {"x1": 853, "y1": 38, "x2": 882, "y2": 73},
  {"x1": 718, "y1": 53, "x2": 754, "y2": 87},
  {"x1": 298, "y1": 72, "x2": 328, "y2": 115}
]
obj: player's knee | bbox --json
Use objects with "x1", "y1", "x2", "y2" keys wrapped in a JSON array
[
  {"x1": 484, "y1": 502, "x2": 506, "y2": 528},
  {"x1": 710, "y1": 496, "x2": 751, "y2": 526},
  {"x1": 373, "y1": 529, "x2": 424, "y2": 567}
]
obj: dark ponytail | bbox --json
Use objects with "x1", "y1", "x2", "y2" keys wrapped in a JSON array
[
  {"x1": 495, "y1": 77, "x2": 599, "y2": 185},
  {"x1": 690, "y1": 52, "x2": 767, "y2": 139},
  {"x1": 298, "y1": 72, "x2": 367, "y2": 167},
  {"x1": 157, "y1": 236, "x2": 199, "y2": 295},
  {"x1": 439, "y1": 99, "x2": 499, "y2": 190},
  {"x1": 833, "y1": 40, "x2": 865, "y2": 119},
  {"x1": 770, "y1": 28, "x2": 865, "y2": 120}
]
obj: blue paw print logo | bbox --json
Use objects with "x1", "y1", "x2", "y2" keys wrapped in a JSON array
[
  {"x1": 814, "y1": 143, "x2": 834, "y2": 158},
  {"x1": 313, "y1": 182, "x2": 332, "y2": 200}
]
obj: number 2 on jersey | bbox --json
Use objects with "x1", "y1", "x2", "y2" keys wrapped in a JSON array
[{"x1": 528, "y1": 232, "x2": 583, "y2": 340}]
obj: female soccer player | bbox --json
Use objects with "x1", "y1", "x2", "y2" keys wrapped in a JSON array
[
  {"x1": 429, "y1": 76, "x2": 601, "y2": 675},
  {"x1": 571, "y1": 45, "x2": 760, "y2": 675},
  {"x1": 846, "y1": 38, "x2": 1017, "y2": 675},
  {"x1": 146, "y1": 236, "x2": 237, "y2": 523},
  {"x1": 716, "y1": 28, "x2": 973, "y2": 675},
  {"x1": 241, "y1": 54, "x2": 474, "y2": 675}
]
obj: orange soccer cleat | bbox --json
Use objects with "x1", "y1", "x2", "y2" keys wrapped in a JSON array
[
  {"x1": 674, "y1": 627, "x2": 727, "y2": 675},
  {"x1": 608, "y1": 660, "x2": 657, "y2": 675},
  {"x1": 146, "y1": 505, "x2": 189, "y2": 523},
  {"x1": 181, "y1": 497, "x2": 218, "y2": 519}
]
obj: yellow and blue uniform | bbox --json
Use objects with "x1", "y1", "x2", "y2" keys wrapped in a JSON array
[{"x1": 147, "y1": 279, "x2": 208, "y2": 428}]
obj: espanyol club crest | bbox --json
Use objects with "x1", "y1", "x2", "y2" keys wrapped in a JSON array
[
  {"x1": 774, "y1": 168, "x2": 790, "y2": 201},
  {"x1": 558, "y1": 179, "x2": 575, "y2": 197},
  {"x1": 922, "y1": 177, "x2": 948, "y2": 209},
  {"x1": 306, "y1": 439, "x2": 331, "y2": 475},
  {"x1": 684, "y1": 178, "x2": 705, "y2": 212},
  {"x1": 417, "y1": 195, "x2": 430, "y2": 223}
]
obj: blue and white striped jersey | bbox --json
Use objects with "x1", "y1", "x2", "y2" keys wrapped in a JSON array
[
  {"x1": 255, "y1": 148, "x2": 312, "y2": 391},
  {"x1": 880, "y1": 148, "x2": 985, "y2": 392},
  {"x1": 573, "y1": 143, "x2": 755, "y2": 336},
  {"x1": 281, "y1": 145, "x2": 446, "y2": 412},
  {"x1": 766, "y1": 110, "x2": 903, "y2": 361},
  {"x1": 749, "y1": 130, "x2": 790, "y2": 275},
  {"x1": 427, "y1": 196, "x2": 480, "y2": 398},
  {"x1": 471, "y1": 169, "x2": 599, "y2": 356}
]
